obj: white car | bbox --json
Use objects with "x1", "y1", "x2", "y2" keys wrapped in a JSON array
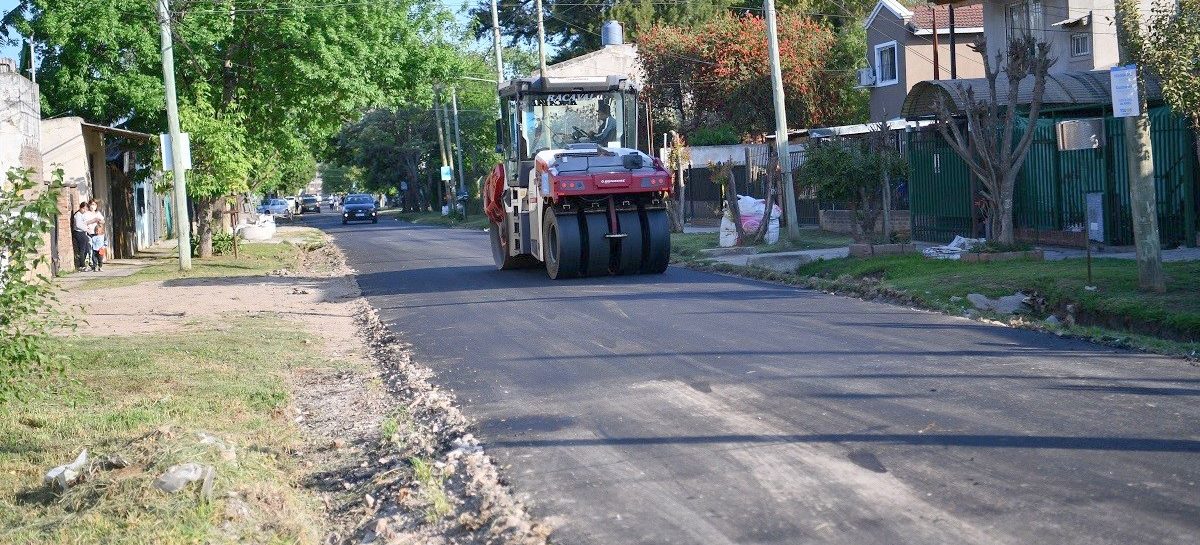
[
  {"x1": 285, "y1": 196, "x2": 299, "y2": 213},
  {"x1": 258, "y1": 198, "x2": 293, "y2": 220}
]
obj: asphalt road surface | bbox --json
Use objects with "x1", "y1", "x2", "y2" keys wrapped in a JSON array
[{"x1": 312, "y1": 212, "x2": 1200, "y2": 545}]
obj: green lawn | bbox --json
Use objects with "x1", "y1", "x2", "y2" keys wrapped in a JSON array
[
  {"x1": 671, "y1": 230, "x2": 853, "y2": 263},
  {"x1": 793, "y1": 254, "x2": 1200, "y2": 348},
  {"x1": 0, "y1": 317, "x2": 339, "y2": 544},
  {"x1": 387, "y1": 210, "x2": 491, "y2": 231},
  {"x1": 80, "y1": 242, "x2": 303, "y2": 291}
]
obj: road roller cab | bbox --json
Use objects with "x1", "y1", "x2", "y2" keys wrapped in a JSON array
[{"x1": 484, "y1": 75, "x2": 672, "y2": 279}]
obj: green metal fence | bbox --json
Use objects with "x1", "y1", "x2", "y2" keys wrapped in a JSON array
[
  {"x1": 908, "y1": 107, "x2": 1197, "y2": 246},
  {"x1": 907, "y1": 128, "x2": 974, "y2": 242}
]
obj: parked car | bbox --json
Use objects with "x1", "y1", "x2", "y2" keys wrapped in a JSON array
[
  {"x1": 285, "y1": 195, "x2": 299, "y2": 213},
  {"x1": 258, "y1": 198, "x2": 293, "y2": 220},
  {"x1": 300, "y1": 195, "x2": 321, "y2": 214},
  {"x1": 341, "y1": 194, "x2": 378, "y2": 224}
]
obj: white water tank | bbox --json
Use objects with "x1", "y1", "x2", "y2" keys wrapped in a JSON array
[{"x1": 601, "y1": 20, "x2": 623, "y2": 46}]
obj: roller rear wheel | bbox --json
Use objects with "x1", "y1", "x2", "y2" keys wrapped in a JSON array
[
  {"x1": 583, "y1": 213, "x2": 613, "y2": 276},
  {"x1": 491, "y1": 220, "x2": 537, "y2": 270},
  {"x1": 614, "y1": 211, "x2": 643, "y2": 275},
  {"x1": 544, "y1": 212, "x2": 583, "y2": 279},
  {"x1": 640, "y1": 208, "x2": 671, "y2": 274}
]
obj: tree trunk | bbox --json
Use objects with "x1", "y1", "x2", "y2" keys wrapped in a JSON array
[
  {"x1": 722, "y1": 165, "x2": 745, "y2": 243},
  {"x1": 196, "y1": 196, "x2": 215, "y2": 258},
  {"x1": 849, "y1": 201, "x2": 865, "y2": 244}
]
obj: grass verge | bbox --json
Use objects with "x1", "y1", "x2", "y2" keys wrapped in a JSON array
[
  {"x1": 671, "y1": 230, "x2": 853, "y2": 263},
  {"x1": 686, "y1": 255, "x2": 1200, "y2": 358},
  {"x1": 79, "y1": 242, "x2": 302, "y2": 291},
  {"x1": 387, "y1": 211, "x2": 491, "y2": 231},
  {"x1": 0, "y1": 316, "x2": 332, "y2": 544}
]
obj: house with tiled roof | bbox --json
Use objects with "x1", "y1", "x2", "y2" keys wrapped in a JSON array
[{"x1": 861, "y1": 0, "x2": 985, "y2": 122}]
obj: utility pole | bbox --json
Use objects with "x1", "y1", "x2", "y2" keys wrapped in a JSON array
[
  {"x1": 441, "y1": 92, "x2": 457, "y2": 209},
  {"x1": 1115, "y1": 0, "x2": 1165, "y2": 292},
  {"x1": 535, "y1": 0, "x2": 548, "y2": 74},
  {"x1": 491, "y1": 0, "x2": 504, "y2": 83},
  {"x1": 948, "y1": 3, "x2": 957, "y2": 79},
  {"x1": 534, "y1": 0, "x2": 551, "y2": 150},
  {"x1": 156, "y1": 0, "x2": 191, "y2": 270},
  {"x1": 930, "y1": 5, "x2": 940, "y2": 80},
  {"x1": 433, "y1": 84, "x2": 451, "y2": 211},
  {"x1": 763, "y1": 0, "x2": 800, "y2": 239},
  {"x1": 451, "y1": 86, "x2": 467, "y2": 218}
]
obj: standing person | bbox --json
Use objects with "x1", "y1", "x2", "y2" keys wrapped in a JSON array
[
  {"x1": 82, "y1": 200, "x2": 105, "y2": 270},
  {"x1": 89, "y1": 223, "x2": 107, "y2": 271},
  {"x1": 71, "y1": 202, "x2": 90, "y2": 272}
]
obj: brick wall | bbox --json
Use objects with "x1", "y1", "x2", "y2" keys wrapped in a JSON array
[{"x1": 819, "y1": 209, "x2": 911, "y2": 235}]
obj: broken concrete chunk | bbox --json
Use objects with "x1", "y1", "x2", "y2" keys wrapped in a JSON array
[
  {"x1": 153, "y1": 463, "x2": 206, "y2": 494},
  {"x1": 967, "y1": 292, "x2": 1030, "y2": 315}
]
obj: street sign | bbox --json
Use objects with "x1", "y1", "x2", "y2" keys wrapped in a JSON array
[
  {"x1": 1086, "y1": 192, "x2": 1104, "y2": 243},
  {"x1": 400, "y1": 181, "x2": 409, "y2": 191},
  {"x1": 159, "y1": 133, "x2": 192, "y2": 170},
  {"x1": 440, "y1": 166, "x2": 453, "y2": 181},
  {"x1": 1110, "y1": 65, "x2": 1140, "y2": 118}
]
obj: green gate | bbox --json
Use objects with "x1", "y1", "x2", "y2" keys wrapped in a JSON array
[{"x1": 907, "y1": 128, "x2": 973, "y2": 242}]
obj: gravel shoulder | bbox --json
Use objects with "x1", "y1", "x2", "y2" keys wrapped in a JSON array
[{"x1": 20, "y1": 235, "x2": 550, "y2": 544}]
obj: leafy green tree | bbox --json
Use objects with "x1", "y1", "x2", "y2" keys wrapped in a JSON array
[
  {"x1": 638, "y1": 12, "x2": 843, "y2": 136},
  {"x1": 1141, "y1": 0, "x2": 1200, "y2": 168},
  {"x1": 798, "y1": 126, "x2": 906, "y2": 243},
  {"x1": 4, "y1": 0, "x2": 451, "y2": 256},
  {"x1": 0, "y1": 169, "x2": 71, "y2": 404},
  {"x1": 470, "y1": 0, "x2": 737, "y2": 63}
]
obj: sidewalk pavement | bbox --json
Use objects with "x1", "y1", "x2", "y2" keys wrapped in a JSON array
[
  {"x1": 58, "y1": 241, "x2": 178, "y2": 288},
  {"x1": 1042, "y1": 245, "x2": 1200, "y2": 262}
]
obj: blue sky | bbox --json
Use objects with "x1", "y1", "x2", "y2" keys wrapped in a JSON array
[{"x1": 0, "y1": 0, "x2": 18, "y2": 61}]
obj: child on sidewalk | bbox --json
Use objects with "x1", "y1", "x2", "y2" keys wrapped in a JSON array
[{"x1": 89, "y1": 223, "x2": 107, "y2": 272}]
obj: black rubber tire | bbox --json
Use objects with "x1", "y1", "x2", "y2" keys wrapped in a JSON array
[
  {"x1": 640, "y1": 208, "x2": 671, "y2": 274},
  {"x1": 544, "y1": 211, "x2": 583, "y2": 279},
  {"x1": 583, "y1": 213, "x2": 613, "y2": 276},
  {"x1": 342, "y1": 219, "x2": 347, "y2": 225},
  {"x1": 615, "y1": 211, "x2": 643, "y2": 275},
  {"x1": 490, "y1": 221, "x2": 538, "y2": 270},
  {"x1": 372, "y1": 217, "x2": 378, "y2": 224}
]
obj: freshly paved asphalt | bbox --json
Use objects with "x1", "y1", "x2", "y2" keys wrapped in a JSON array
[{"x1": 311, "y1": 212, "x2": 1200, "y2": 545}]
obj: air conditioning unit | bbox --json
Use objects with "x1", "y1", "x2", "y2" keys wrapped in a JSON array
[
  {"x1": 1056, "y1": 118, "x2": 1105, "y2": 151},
  {"x1": 857, "y1": 67, "x2": 876, "y2": 88}
]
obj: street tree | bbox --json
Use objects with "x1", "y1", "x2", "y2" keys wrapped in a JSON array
[
  {"x1": 1141, "y1": 0, "x2": 1200, "y2": 174},
  {"x1": 798, "y1": 125, "x2": 906, "y2": 244},
  {"x1": 933, "y1": 37, "x2": 1053, "y2": 244},
  {"x1": 4, "y1": 0, "x2": 448, "y2": 256},
  {"x1": 637, "y1": 12, "x2": 842, "y2": 137},
  {"x1": 469, "y1": 0, "x2": 737, "y2": 63}
]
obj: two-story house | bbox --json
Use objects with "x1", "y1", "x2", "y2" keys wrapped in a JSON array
[
  {"x1": 898, "y1": 0, "x2": 1198, "y2": 248},
  {"x1": 863, "y1": 0, "x2": 986, "y2": 122},
  {"x1": 981, "y1": 0, "x2": 1120, "y2": 73}
]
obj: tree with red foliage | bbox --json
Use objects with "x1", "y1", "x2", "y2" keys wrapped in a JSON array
[{"x1": 638, "y1": 12, "x2": 842, "y2": 137}]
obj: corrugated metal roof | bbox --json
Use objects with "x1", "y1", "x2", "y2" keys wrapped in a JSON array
[{"x1": 901, "y1": 70, "x2": 1164, "y2": 118}]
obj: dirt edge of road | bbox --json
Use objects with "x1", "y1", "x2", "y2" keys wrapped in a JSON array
[{"x1": 294, "y1": 243, "x2": 553, "y2": 545}]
